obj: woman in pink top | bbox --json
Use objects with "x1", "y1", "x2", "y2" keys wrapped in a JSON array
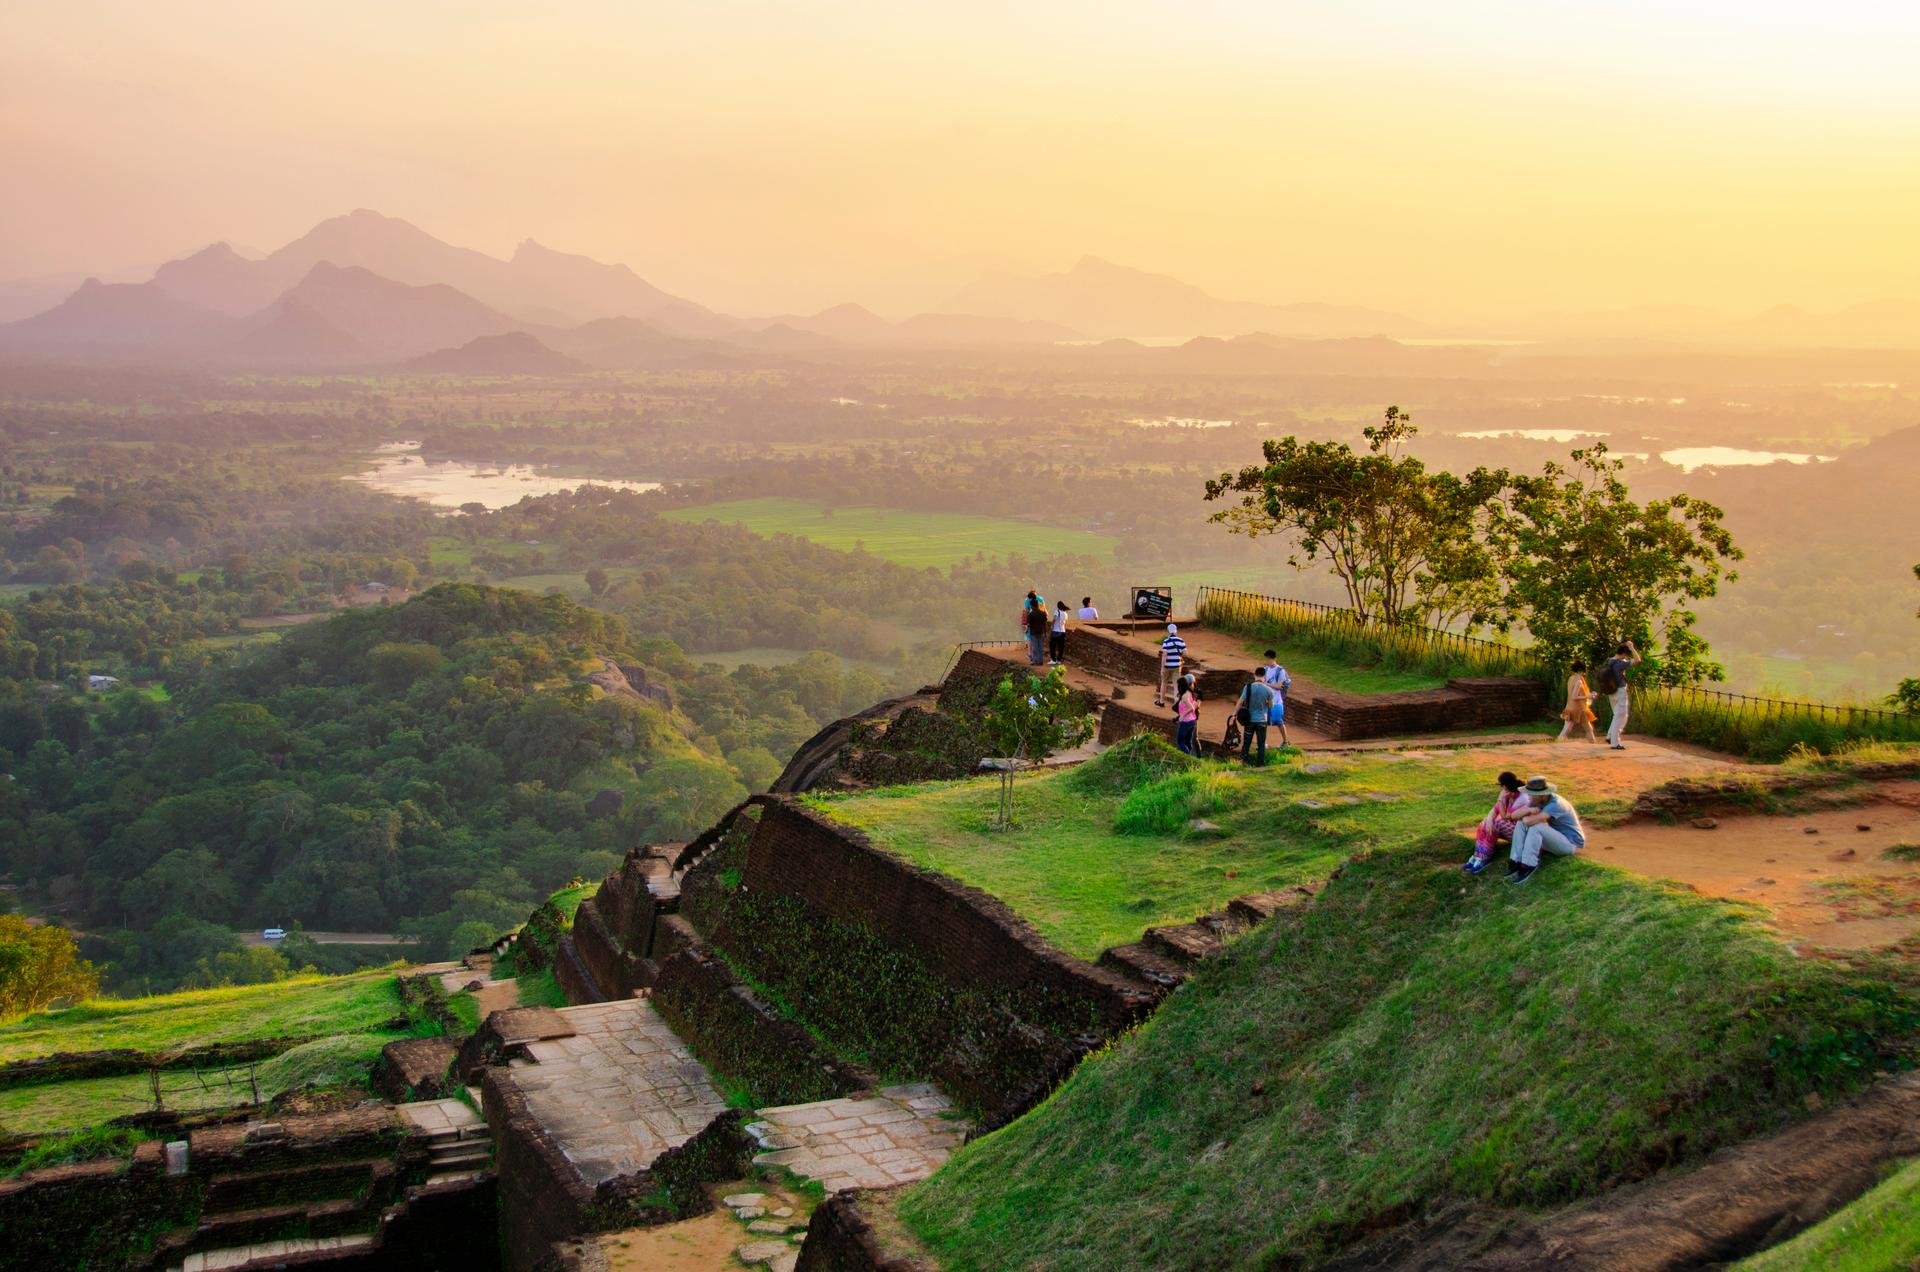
[
  {"x1": 1463, "y1": 771, "x2": 1528, "y2": 875},
  {"x1": 1173, "y1": 675, "x2": 1200, "y2": 755}
]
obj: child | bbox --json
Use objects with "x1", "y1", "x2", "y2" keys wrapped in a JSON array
[{"x1": 1173, "y1": 674, "x2": 1200, "y2": 755}]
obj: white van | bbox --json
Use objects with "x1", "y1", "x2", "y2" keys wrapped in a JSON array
[{"x1": 262, "y1": 927, "x2": 287, "y2": 941}]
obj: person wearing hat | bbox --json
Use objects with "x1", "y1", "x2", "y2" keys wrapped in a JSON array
[
  {"x1": 1507, "y1": 776, "x2": 1586, "y2": 884},
  {"x1": 1156, "y1": 623, "x2": 1187, "y2": 706}
]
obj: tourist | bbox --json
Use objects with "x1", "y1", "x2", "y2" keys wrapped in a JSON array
[
  {"x1": 1463, "y1": 771, "x2": 1529, "y2": 875},
  {"x1": 1507, "y1": 776, "x2": 1586, "y2": 884},
  {"x1": 1156, "y1": 622, "x2": 1187, "y2": 706},
  {"x1": 1024, "y1": 600, "x2": 1050, "y2": 665},
  {"x1": 1236, "y1": 673, "x2": 1275, "y2": 766},
  {"x1": 1557, "y1": 660, "x2": 1599, "y2": 743},
  {"x1": 1173, "y1": 674, "x2": 1200, "y2": 755},
  {"x1": 1078, "y1": 596, "x2": 1100, "y2": 621},
  {"x1": 1598, "y1": 640, "x2": 1641, "y2": 750},
  {"x1": 1050, "y1": 600, "x2": 1070, "y2": 664},
  {"x1": 1261, "y1": 650, "x2": 1292, "y2": 746}
]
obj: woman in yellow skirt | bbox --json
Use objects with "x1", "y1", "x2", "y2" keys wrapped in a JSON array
[{"x1": 1558, "y1": 660, "x2": 1598, "y2": 742}]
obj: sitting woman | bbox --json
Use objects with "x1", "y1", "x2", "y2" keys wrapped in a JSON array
[{"x1": 1463, "y1": 771, "x2": 1529, "y2": 875}]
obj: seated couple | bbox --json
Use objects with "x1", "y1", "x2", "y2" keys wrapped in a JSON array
[{"x1": 1463, "y1": 771, "x2": 1585, "y2": 885}]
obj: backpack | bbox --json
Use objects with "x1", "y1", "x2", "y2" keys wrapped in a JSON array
[{"x1": 1594, "y1": 660, "x2": 1622, "y2": 695}]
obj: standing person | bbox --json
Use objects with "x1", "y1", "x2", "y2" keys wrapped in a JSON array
[
  {"x1": 1156, "y1": 623, "x2": 1187, "y2": 706},
  {"x1": 1078, "y1": 596, "x2": 1099, "y2": 621},
  {"x1": 1598, "y1": 640, "x2": 1641, "y2": 750},
  {"x1": 1049, "y1": 600, "x2": 1070, "y2": 664},
  {"x1": 1261, "y1": 650, "x2": 1292, "y2": 747},
  {"x1": 1557, "y1": 660, "x2": 1599, "y2": 743},
  {"x1": 1236, "y1": 674, "x2": 1275, "y2": 766},
  {"x1": 1173, "y1": 674, "x2": 1200, "y2": 756},
  {"x1": 1024, "y1": 599, "x2": 1050, "y2": 665},
  {"x1": 1507, "y1": 776, "x2": 1586, "y2": 884},
  {"x1": 1463, "y1": 771, "x2": 1529, "y2": 875}
]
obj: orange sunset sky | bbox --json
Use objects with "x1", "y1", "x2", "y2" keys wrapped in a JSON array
[{"x1": 4, "y1": 1, "x2": 1918, "y2": 320}]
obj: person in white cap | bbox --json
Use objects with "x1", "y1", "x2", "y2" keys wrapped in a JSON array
[{"x1": 1156, "y1": 623, "x2": 1187, "y2": 706}]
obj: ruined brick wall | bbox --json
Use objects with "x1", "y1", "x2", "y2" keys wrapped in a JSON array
[
  {"x1": 0, "y1": 1143, "x2": 197, "y2": 1270},
  {"x1": 1285, "y1": 677, "x2": 1546, "y2": 740},
  {"x1": 685, "y1": 796, "x2": 1152, "y2": 1124},
  {"x1": 484, "y1": 1067, "x2": 598, "y2": 1270},
  {"x1": 742, "y1": 799, "x2": 1142, "y2": 1024},
  {"x1": 651, "y1": 943, "x2": 869, "y2": 1107},
  {"x1": 1062, "y1": 627, "x2": 1164, "y2": 685}
]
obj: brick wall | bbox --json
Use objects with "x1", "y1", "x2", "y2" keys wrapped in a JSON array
[
  {"x1": 1062, "y1": 626, "x2": 1166, "y2": 685},
  {"x1": 742, "y1": 799, "x2": 1144, "y2": 1026},
  {"x1": 1285, "y1": 676, "x2": 1546, "y2": 740}
]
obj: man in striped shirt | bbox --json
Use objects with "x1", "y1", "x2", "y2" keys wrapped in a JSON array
[{"x1": 1156, "y1": 623, "x2": 1187, "y2": 705}]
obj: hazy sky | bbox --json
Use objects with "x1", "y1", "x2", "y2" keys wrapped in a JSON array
[{"x1": 5, "y1": 1, "x2": 1918, "y2": 318}]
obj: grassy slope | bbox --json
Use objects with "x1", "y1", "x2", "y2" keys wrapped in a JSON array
[
  {"x1": 1245, "y1": 641, "x2": 1447, "y2": 694},
  {"x1": 662, "y1": 497, "x2": 1115, "y2": 568},
  {"x1": 0, "y1": 971, "x2": 405, "y2": 1062},
  {"x1": 1738, "y1": 1156, "x2": 1920, "y2": 1272},
  {"x1": 900, "y1": 839, "x2": 1920, "y2": 1270},
  {"x1": 811, "y1": 747, "x2": 1620, "y2": 961}
]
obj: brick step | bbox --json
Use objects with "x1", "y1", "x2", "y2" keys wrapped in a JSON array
[
  {"x1": 1228, "y1": 886, "x2": 1317, "y2": 928},
  {"x1": 1098, "y1": 943, "x2": 1191, "y2": 991},
  {"x1": 184, "y1": 1196, "x2": 371, "y2": 1256},
  {"x1": 202, "y1": 1158, "x2": 384, "y2": 1213},
  {"x1": 1142, "y1": 923, "x2": 1224, "y2": 964}
]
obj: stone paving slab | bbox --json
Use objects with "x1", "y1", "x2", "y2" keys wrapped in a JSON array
[
  {"x1": 396, "y1": 1097, "x2": 484, "y2": 1135},
  {"x1": 746, "y1": 1083, "x2": 968, "y2": 1194},
  {"x1": 500, "y1": 997, "x2": 729, "y2": 1188}
]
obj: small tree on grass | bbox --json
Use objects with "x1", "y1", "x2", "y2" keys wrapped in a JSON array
[
  {"x1": 0, "y1": 914, "x2": 99, "y2": 1022},
  {"x1": 1503, "y1": 446, "x2": 1741, "y2": 686},
  {"x1": 981, "y1": 668, "x2": 1094, "y2": 829},
  {"x1": 1203, "y1": 406, "x2": 1512, "y2": 628},
  {"x1": 1891, "y1": 564, "x2": 1920, "y2": 713}
]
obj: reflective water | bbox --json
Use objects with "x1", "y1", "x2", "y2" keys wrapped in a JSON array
[
  {"x1": 348, "y1": 442, "x2": 660, "y2": 511},
  {"x1": 1460, "y1": 428, "x2": 1603, "y2": 442},
  {"x1": 1658, "y1": 446, "x2": 1834, "y2": 472}
]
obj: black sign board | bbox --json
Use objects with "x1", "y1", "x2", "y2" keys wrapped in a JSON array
[{"x1": 1130, "y1": 586, "x2": 1173, "y2": 620}]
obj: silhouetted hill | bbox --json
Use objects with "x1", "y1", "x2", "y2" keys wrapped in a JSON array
[
  {"x1": 946, "y1": 255, "x2": 1426, "y2": 340},
  {"x1": 891, "y1": 312, "x2": 1081, "y2": 345},
  {"x1": 0, "y1": 279, "x2": 238, "y2": 355},
  {"x1": 402, "y1": 330, "x2": 586, "y2": 375},
  {"x1": 274, "y1": 263, "x2": 518, "y2": 360},
  {"x1": 772, "y1": 303, "x2": 895, "y2": 342},
  {"x1": 144, "y1": 209, "x2": 728, "y2": 332},
  {"x1": 225, "y1": 297, "x2": 370, "y2": 368}
]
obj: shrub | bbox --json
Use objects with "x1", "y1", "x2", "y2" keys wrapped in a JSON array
[
  {"x1": 1065, "y1": 733, "x2": 1198, "y2": 795},
  {"x1": 1114, "y1": 768, "x2": 1242, "y2": 836}
]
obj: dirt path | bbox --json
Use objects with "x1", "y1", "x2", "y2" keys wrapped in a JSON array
[{"x1": 1589, "y1": 782, "x2": 1920, "y2": 951}]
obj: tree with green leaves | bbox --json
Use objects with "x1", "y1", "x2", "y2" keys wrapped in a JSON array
[
  {"x1": 1891, "y1": 563, "x2": 1920, "y2": 713},
  {"x1": 981, "y1": 667, "x2": 1094, "y2": 829},
  {"x1": 1203, "y1": 407, "x2": 1512, "y2": 628},
  {"x1": 1502, "y1": 446, "x2": 1741, "y2": 686}
]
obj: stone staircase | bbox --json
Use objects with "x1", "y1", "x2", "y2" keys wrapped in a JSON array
[
  {"x1": 1099, "y1": 886, "x2": 1319, "y2": 995},
  {"x1": 398, "y1": 1096, "x2": 493, "y2": 1184}
]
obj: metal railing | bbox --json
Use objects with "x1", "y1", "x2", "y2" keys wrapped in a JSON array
[
  {"x1": 1194, "y1": 586, "x2": 1545, "y2": 680},
  {"x1": 939, "y1": 639, "x2": 1029, "y2": 682}
]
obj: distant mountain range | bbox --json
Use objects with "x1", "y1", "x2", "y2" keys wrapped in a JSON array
[{"x1": 12, "y1": 210, "x2": 1917, "y2": 371}]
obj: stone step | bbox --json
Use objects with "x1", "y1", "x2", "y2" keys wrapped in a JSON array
[
  {"x1": 186, "y1": 1197, "x2": 367, "y2": 1255},
  {"x1": 428, "y1": 1141, "x2": 492, "y2": 1168},
  {"x1": 1142, "y1": 922, "x2": 1224, "y2": 964},
  {"x1": 1098, "y1": 943, "x2": 1191, "y2": 992},
  {"x1": 174, "y1": 1234, "x2": 375, "y2": 1272}
]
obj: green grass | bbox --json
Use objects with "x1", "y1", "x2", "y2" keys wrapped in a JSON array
[
  {"x1": 0, "y1": 1034, "x2": 400, "y2": 1134},
  {"x1": 0, "y1": 971, "x2": 404, "y2": 1063},
  {"x1": 0, "y1": 1125, "x2": 147, "y2": 1179},
  {"x1": 663, "y1": 497, "x2": 1115, "y2": 569},
  {"x1": 515, "y1": 968, "x2": 570, "y2": 1009},
  {"x1": 445, "y1": 992, "x2": 482, "y2": 1034},
  {"x1": 1737, "y1": 1156, "x2": 1920, "y2": 1271},
  {"x1": 808, "y1": 736, "x2": 1629, "y2": 961},
  {"x1": 1250, "y1": 641, "x2": 1448, "y2": 694},
  {"x1": 899, "y1": 836, "x2": 1920, "y2": 1271}
]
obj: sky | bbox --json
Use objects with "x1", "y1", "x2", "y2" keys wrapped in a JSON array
[{"x1": 4, "y1": 1, "x2": 1919, "y2": 320}]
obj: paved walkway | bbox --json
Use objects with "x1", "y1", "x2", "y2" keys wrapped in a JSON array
[
  {"x1": 507, "y1": 999, "x2": 730, "y2": 1187},
  {"x1": 396, "y1": 1096, "x2": 485, "y2": 1138},
  {"x1": 746, "y1": 1084, "x2": 967, "y2": 1192}
]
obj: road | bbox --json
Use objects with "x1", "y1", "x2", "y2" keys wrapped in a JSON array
[{"x1": 237, "y1": 930, "x2": 418, "y2": 947}]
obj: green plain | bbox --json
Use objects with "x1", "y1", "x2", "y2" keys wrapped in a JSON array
[{"x1": 663, "y1": 497, "x2": 1116, "y2": 569}]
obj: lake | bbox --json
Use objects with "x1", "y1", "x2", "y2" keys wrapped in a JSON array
[
  {"x1": 348, "y1": 442, "x2": 660, "y2": 511},
  {"x1": 1659, "y1": 446, "x2": 1834, "y2": 473}
]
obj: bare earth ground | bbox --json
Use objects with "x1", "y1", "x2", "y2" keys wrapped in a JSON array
[{"x1": 594, "y1": 1179, "x2": 813, "y2": 1271}]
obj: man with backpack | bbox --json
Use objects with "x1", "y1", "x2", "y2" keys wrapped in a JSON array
[
  {"x1": 1595, "y1": 639, "x2": 1641, "y2": 750},
  {"x1": 1236, "y1": 674, "x2": 1275, "y2": 766}
]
